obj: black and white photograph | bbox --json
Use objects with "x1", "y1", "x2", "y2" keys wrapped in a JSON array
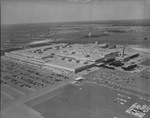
[{"x1": 1, "y1": 0, "x2": 150, "y2": 118}]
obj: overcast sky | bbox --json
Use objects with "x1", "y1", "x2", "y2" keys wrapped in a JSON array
[{"x1": 1, "y1": 0, "x2": 150, "y2": 24}]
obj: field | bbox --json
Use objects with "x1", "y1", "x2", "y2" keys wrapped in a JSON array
[
  {"x1": 1, "y1": 23, "x2": 150, "y2": 51},
  {"x1": 55, "y1": 31, "x2": 150, "y2": 48},
  {"x1": 27, "y1": 82, "x2": 150, "y2": 118}
]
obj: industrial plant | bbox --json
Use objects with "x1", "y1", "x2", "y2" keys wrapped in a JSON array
[{"x1": 5, "y1": 43, "x2": 120, "y2": 75}]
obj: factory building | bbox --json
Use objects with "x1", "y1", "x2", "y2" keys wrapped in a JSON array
[
  {"x1": 102, "y1": 43, "x2": 116, "y2": 49},
  {"x1": 123, "y1": 53, "x2": 140, "y2": 62},
  {"x1": 5, "y1": 43, "x2": 119, "y2": 75}
]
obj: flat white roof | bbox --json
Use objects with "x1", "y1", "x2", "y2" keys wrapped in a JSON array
[
  {"x1": 57, "y1": 44, "x2": 116, "y2": 61},
  {"x1": 44, "y1": 57, "x2": 94, "y2": 71},
  {"x1": 6, "y1": 43, "x2": 118, "y2": 72},
  {"x1": 10, "y1": 43, "x2": 67, "y2": 59}
]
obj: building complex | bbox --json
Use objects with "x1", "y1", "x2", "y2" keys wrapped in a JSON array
[{"x1": 5, "y1": 43, "x2": 119, "y2": 75}]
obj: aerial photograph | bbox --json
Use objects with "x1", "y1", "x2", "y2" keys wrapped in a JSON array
[{"x1": 1, "y1": 0, "x2": 150, "y2": 118}]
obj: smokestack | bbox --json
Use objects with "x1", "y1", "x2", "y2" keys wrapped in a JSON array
[
  {"x1": 95, "y1": 41, "x2": 98, "y2": 45},
  {"x1": 122, "y1": 45, "x2": 125, "y2": 57}
]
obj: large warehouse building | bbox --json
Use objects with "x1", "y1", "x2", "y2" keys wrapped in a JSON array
[{"x1": 5, "y1": 43, "x2": 119, "y2": 75}]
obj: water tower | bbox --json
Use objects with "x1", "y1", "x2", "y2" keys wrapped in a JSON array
[{"x1": 88, "y1": 32, "x2": 92, "y2": 37}]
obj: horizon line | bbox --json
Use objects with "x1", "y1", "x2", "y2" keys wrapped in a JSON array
[{"x1": 1, "y1": 19, "x2": 150, "y2": 26}]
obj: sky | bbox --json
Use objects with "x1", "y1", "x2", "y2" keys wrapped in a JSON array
[{"x1": 1, "y1": 0, "x2": 150, "y2": 24}]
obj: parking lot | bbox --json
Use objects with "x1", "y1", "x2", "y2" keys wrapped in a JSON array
[
  {"x1": 84, "y1": 69, "x2": 134, "y2": 90},
  {"x1": 1, "y1": 56, "x2": 70, "y2": 108}
]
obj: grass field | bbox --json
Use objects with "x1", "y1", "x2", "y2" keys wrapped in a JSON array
[
  {"x1": 28, "y1": 82, "x2": 150, "y2": 118},
  {"x1": 55, "y1": 31, "x2": 150, "y2": 48}
]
